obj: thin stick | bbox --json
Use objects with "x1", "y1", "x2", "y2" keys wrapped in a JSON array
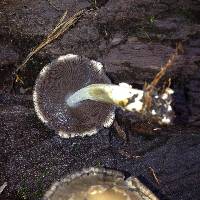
[
  {"x1": 149, "y1": 167, "x2": 160, "y2": 184},
  {"x1": 142, "y1": 42, "x2": 183, "y2": 112},
  {"x1": 150, "y1": 42, "x2": 183, "y2": 88},
  {"x1": 16, "y1": 9, "x2": 85, "y2": 72},
  {"x1": 58, "y1": 9, "x2": 68, "y2": 24},
  {"x1": 0, "y1": 182, "x2": 7, "y2": 194},
  {"x1": 113, "y1": 121, "x2": 127, "y2": 140},
  {"x1": 47, "y1": 0, "x2": 60, "y2": 11}
]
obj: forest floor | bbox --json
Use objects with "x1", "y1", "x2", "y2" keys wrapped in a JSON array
[{"x1": 0, "y1": 0, "x2": 200, "y2": 199}]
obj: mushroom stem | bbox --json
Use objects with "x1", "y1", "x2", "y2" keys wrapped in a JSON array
[
  {"x1": 66, "y1": 82, "x2": 174, "y2": 125},
  {"x1": 66, "y1": 83, "x2": 144, "y2": 112}
]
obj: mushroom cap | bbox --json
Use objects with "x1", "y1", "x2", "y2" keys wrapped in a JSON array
[
  {"x1": 33, "y1": 54, "x2": 115, "y2": 138},
  {"x1": 43, "y1": 168, "x2": 158, "y2": 200}
]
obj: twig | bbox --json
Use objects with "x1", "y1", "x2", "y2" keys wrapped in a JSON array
[
  {"x1": 91, "y1": 0, "x2": 98, "y2": 9},
  {"x1": 149, "y1": 167, "x2": 160, "y2": 184},
  {"x1": 113, "y1": 121, "x2": 127, "y2": 140},
  {"x1": 58, "y1": 9, "x2": 68, "y2": 24},
  {"x1": 47, "y1": 0, "x2": 61, "y2": 11},
  {"x1": 16, "y1": 9, "x2": 86, "y2": 73},
  {"x1": 15, "y1": 74, "x2": 24, "y2": 84},
  {"x1": 142, "y1": 42, "x2": 183, "y2": 113},
  {"x1": 118, "y1": 149, "x2": 141, "y2": 159},
  {"x1": 0, "y1": 182, "x2": 7, "y2": 194},
  {"x1": 150, "y1": 42, "x2": 182, "y2": 88}
]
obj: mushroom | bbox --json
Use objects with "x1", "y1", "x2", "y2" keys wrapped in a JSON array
[
  {"x1": 43, "y1": 168, "x2": 159, "y2": 200},
  {"x1": 33, "y1": 54, "x2": 174, "y2": 138},
  {"x1": 33, "y1": 54, "x2": 115, "y2": 138}
]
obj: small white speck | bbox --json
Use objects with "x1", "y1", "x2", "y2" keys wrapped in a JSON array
[
  {"x1": 162, "y1": 116, "x2": 171, "y2": 124},
  {"x1": 162, "y1": 93, "x2": 168, "y2": 100},
  {"x1": 167, "y1": 106, "x2": 172, "y2": 112},
  {"x1": 151, "y1": 109, "x2": 156, "y2": 115}
]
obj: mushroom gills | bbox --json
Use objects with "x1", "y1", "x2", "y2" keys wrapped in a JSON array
[{"x1": 33, "y1": 54, "x2": 115, "y2": 138}]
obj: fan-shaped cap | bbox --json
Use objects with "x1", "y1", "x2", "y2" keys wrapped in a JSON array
[
  {"x1": 43, "y1": 168, "x2": 158, "y2": 200},
  {"x1": 33, "y1": 54, "x2": 115, "y2": 138}
]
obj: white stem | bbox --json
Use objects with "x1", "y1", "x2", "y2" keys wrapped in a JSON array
[
  {"x1": 66, "y1": 83, "x2": 144, "y2": 113},
  {"x1": 66, "y1": 83, "x2": 174, "y2": 125}
]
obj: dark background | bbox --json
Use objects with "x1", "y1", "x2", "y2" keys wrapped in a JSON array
[{"x1": 0, "y1": 0, "x2": 200, "y2": 199}]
